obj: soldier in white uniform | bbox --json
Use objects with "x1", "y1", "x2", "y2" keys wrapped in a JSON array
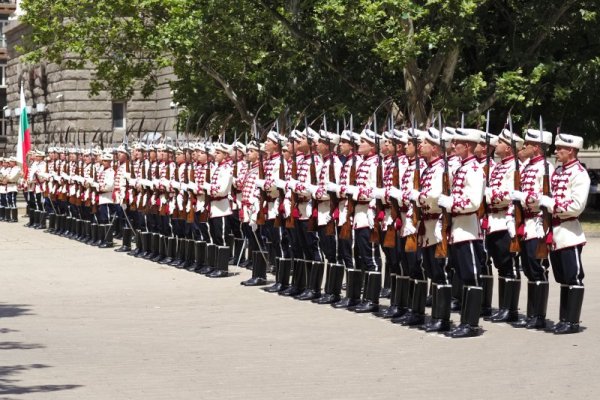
[
  {"x1": 539, "y1": 133, "x2": 590, "y2": 334},
  {"x1": 3, "y1": 157, "x2": 22, "y2": 222},
  {"x1": 93, "y1": 152, "x2": 116, "y2": 248},
  {"x1": 437, "y1": 128, "x2": 486, "y2": 338},
  {"x1": 412, "y1": 127, "x2": 453, "y2": 332},
  {"x1": 202, "y1": 143, "x2": 234, "y2": 278},
  {"x1": 486, "y1": 129, "x2": 524, "y2": 323},
  {"x1": 345, "y1": 129, "x2": 383, "y2": 313},
  {"x1": 0, "y1": 157, "x2": 8, "y2": 221},
  {"x1": 509, "y1": 129, "x2": 554, "y2": 330}
]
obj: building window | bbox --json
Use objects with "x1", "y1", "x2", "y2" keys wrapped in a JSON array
[
  {"x1": 112, "y1": 101, "x2": 126, "y2": 129},
  {"x1": 0, "y1": 19, "x2": 9, "y2": 49},
  {"x1": 0, "y1": 64, "x2": 5, "y2": 88}
]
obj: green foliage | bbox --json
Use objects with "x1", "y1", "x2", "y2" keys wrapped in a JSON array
[{"x1": 18, "y1": 0, "x2": 600, "y2": 142}]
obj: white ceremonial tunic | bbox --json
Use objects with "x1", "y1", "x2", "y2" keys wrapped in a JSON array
[
  {"x1": 548, "y1": 159, "x2": 590, "y2": 250},
  {"x1": 448, "y1": 155, "x2": 484, "y2": 244}
]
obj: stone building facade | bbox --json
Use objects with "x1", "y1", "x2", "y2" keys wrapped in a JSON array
[{"x1": 1, "y1": 16, "x2": 178, "y2": 155}]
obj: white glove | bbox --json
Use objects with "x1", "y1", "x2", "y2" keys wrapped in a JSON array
[
  {"x1": 388, "y1": 187, "x2": 402, "y2": 200},
  {"x1": 484, "y1": 187, "x2": 493, "y2": 199},
  {"x1": 124, "y1": 172, "x2": 131, "y2": 181},
  {"x1": 539, "y1": 195, "x2": 554, "y2": 210},
  {"x1": 307, "y1": 184, "x2": 319, "y2": 196},
  {"x1": 249, "y1": 221, "x2": 258, "y2": 232},
  {"x1": 152, "y1": 179, "x2": 159, "y2": 188},
  {"x1": 274, "y1": 178, "x2": 286, "y2": 190},
  {"x1": 160, "y1": 178, "x2": 170, "y2": 188},
  {"x1": 284, "y1": 200, "x2": 291, "y2": 217},
  {"x1": 373, "y1": 187, "x2": 386, "y2": 200},
  {"x1": 507, "y1": 221, "x2": 516, "y2": 238},
  {"x1": 255, "y1": 178, "x2": 266, "y2": 189},
  {"x1": 438, "y1": 194, "x2": 453, "y2": 210},
  {"x1": 409, "y1": 189, "x2": 421, "y2": 202},
  {"x1": 434, "y1": 218, "x2": 443, "y2": 242},
  {"x1": 180, "y1": 182, "x2": 189, "y2": 191},
  {"x1": 509, "y1": 190, "x2": 527, "y2": 202},
  {"x1": 191, "y1": 184, "x2": 198, "y2": 194},
  {"x1": 345, "y1": 185, "x2": 359, "y2": 197},
  {"x1": 326, "y1": 182, "x2": 340, "y2": 193},
  {"x1": 92, "y1": 182, "x2": 100, "y2": 190},
  {"x1": 171, "y1": 181, "x2": 181, "y2": 191},
  {"x1": 367, "y1": 209, "x2": 375, "y2": 229},
  {"x1": 202, "y1": 182, "x2": 212, "y2": 192},
  {"x1": 287, "y1": 178, "x2": 299, "y2": 191}
]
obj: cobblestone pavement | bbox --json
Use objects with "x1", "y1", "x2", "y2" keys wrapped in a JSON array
[{"x1": 1, "y1": 222, "x2": 598, "y2": 399}]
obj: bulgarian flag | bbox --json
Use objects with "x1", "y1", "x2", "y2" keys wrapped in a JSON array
[{"x1": 16, "y1": 85, "x2": 31, "y2": 178}]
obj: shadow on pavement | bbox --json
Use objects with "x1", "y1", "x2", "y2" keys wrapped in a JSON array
[
  {"x1": 0, "y1": 364, "x2": 82, "y2": 396},
  {"x1": 0, "y1": 342, "x2": 45, "y2": 351},
  {"x1": 0, "y1": 304, "x2": 33, "y2": 319}
]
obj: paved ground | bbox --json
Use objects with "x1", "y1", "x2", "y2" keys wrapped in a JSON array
[{"x1": 1, "y1": 222, "x2": 599, "y2": 400}]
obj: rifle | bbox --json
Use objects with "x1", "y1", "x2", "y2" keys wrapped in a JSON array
[
  {"x1": 274, "y1": 126, "x2": 287, "y2": 228},
  {"x1": 325, "y1": 119, "x2": 339, "y2": 236},
  {"x1": 383, "y1": 115, "x2": 400, "y2": 248},
  {"x1": 255, "y1": 122, "x2": 267, "y2": 226},
  {"x1": 339, "y1": 115, "x2": 356, "y2": 240},
  {"x1": 370, "y1": 113, "x2": 383, "y2": 243},
  {"x1": 508, "y1": 115, "x2": 523, "y2": 253},
  {"x1": 306, "y1": 117, "x2": 318, "y2": 232},
  {"x1": 435, "y1": 115, "x2": 451, "y2": 258},
  {"x1": 405, "y1": 115, "x2": 421, "y2": 252},
  {"x1": 285, "y1": 128, "x2": 298, "y2": 229},
  {"x1": 536, "y1": 117, "x2": 552, "y2": 259},
  {"x1": 478, "y1": 110, "x2": 491, "y2": 226}
]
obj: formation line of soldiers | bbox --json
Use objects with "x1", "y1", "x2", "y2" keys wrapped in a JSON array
[{"x1": 17, "y1": 122, "x2": 590, "y2": 337}]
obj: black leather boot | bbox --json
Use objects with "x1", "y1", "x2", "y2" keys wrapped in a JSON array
[
  {"x1": 486, "y1": 277, "x2": 505, "y2": 321},
  {"x1": 129, "y1": 231, "x2": 143, "y2": 256},
  {"x1": 550, "y1": 284, "x2": 569, "y2": 333},
  {"x1": 512, "y1": 281, "x2": 535, "y2": 328},
  {"x1": 159, "y1": 236, "x2": 176, "y2": 265},
  {"x1": 26, "y1": 209, "x2": 35, "y2": 228},
  {"x1": 32, "y1": 210, "x2": 40, "y2": 229},
  {"x1": 139, "y1": 232, "x2": 152, "y2": 258},
  {"x1": 314, "y1": 263, "x2": 344, "y2": 304},
  {"x1": 208, "y1": 246, "x2": 230, "y2": 278},
  {"x1": 47, "y1": 213, "x2": 57, "y2": 233},
  {"x1": 115, "y1": 227, "x2": 133, "y2": 252},
  {"x1": 148, "y1": 234, "x2": 161, "y2": 262},
  {"x1": 190, "y1": 241, "x2": 206, "y2": 271},
  {"x1": 390, "y1": 278, "x2": 415, "y2": 323},
  {"x1": 279, "y1": 259, "x2": 305, "y2": 297},
  {"x1": 445, "y1": 286, "x2": 483, "y2": 338},
  {"x1": 264, "y1": 258, "x2": 292, "y2": 293},
  {"x1": 332, "y1": 268, "x2": 362, "y2": 308},
  {"x1": 480, "y1": 274, "x2": 494, "y2": 317},
  {"x1": 491, "y1": 278, "x2": 520, "y2": 323},
  {"x1": 421, "y1": 283, "x2": 452, "y2": 332},
  {"x1": 297, "y1": 261, "x2": 325, "y2": 301},
  {"x1": 241, "y1": 251, "x2": 268, "y2": 286},
  {"x1": 90, "y1": 223, "x2": 99, "y2": 245},
  {"x1": 0, "y1": 208, "x2": 5, "y2": 221},
  {"x1": 99, "y1": 224, "x2": 114, "y2": 248},
  {"x1": 554, "y1": 285, "x2": 584, "y2": 334},
  {"x1": 376, "y1": 273, "x2": 398, "y2": 317},
  {"x1": 37, "y1": 212, "x2": 48, "y2": 230},
  {"x1": 354, "y1": 271, "x2": 382, "y2": 313},
  {"x1": 451, "y1": 273, "x2": 462, "y2": 311},
  {"x1": 168, "y1": 238, "x2": 185, "y2": 267},
  {"x1": 397, "y1": 279, "x2": 427, "y2": 325},
  {"x1": 524, "y1": 281, "x2": 548, "y2": 329},
  {"x1": 197, "y1": 244, "x2": 216, "y2": 274}
]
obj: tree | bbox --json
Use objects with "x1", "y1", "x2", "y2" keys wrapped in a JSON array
[{"x1": 20, "y1": 0, "x2": 600, "y2": 142}]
